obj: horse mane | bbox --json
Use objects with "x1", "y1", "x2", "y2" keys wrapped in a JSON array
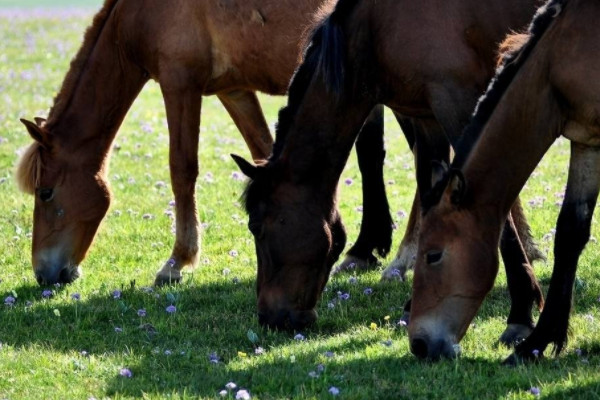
[
  {"x1": 46, "y1": 0, "x2": 120, "y2": 129},
  {"x1": 243, "y1": 0, "x2": 358, "y2": 215},
  {"x1": 16, "y1": 143, "x2": 43, "y2": 195},
  {"x1": 452, "y1": 0, "x2": 567, "y2": 169}
]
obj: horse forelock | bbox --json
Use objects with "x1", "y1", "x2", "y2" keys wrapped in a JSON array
[
  {"x1": 452, "y1": 0, "x2": 568, "y2": 171},
  {"x1": 46, "y1": 0, "x2": 120, "y2": 129},
  {"x1": 16, "y1": 143, "x2": 43, "y2": 195}
]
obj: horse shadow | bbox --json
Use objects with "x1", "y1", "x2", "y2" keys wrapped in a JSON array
[{"x1": 2, "y1": 275, "x2": 598, "y2": 398}]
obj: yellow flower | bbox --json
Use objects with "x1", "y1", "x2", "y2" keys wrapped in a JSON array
[
  {"x1": 370, "y1": 322, "x2": 377, "y2": 330},
  {"x1": 238, "y1": 351, "x2": 247, "y2": 358},
  {"x1": 384, "y1": 315, "x2": 391, "y2": 321}
]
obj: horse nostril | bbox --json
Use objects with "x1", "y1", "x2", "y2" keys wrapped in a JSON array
[{"x1": 411, "y1": 337, "x2": 429, "y2": 359}]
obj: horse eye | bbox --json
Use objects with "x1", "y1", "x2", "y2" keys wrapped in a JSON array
[
  {"x1": 38, "y1": 188, "x2": 54, "y2": 202},
  {"x1": 426, "y1": 250, "x2": 443, "y2": 265}
]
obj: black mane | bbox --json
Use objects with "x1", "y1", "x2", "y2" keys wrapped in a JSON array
[
  {"x1": 243, "y1": 0, "x2": 359, "y2": 215},
  {"x1": 452, "y1": 0, "x2": 568, "y2": 169}
]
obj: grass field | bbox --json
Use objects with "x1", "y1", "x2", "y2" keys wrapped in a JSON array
[{"x1": 0, "y1": 5, "x2": 599, "y2": 400}]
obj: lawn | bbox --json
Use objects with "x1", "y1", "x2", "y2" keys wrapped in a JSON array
[{"x1": 0, "y1": 4, "x2": 599, "y2": 400}]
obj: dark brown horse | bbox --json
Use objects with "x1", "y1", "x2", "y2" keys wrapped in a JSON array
[
  {"x1": 15, "y1": 0, "x2": 397, "y2": 286},
  {"x1": 409, "y1": 0, "x2": 599, "y2": 362},
  {"x1": 235, "y1": 0, "x2": 546, "y2": 334}
]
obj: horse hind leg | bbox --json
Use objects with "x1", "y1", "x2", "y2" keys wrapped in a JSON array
[
  {"x1": 218, "y1": 90, "x2": 273, "y2": 161},
  {"x1": 508, "y1": 143, "x2": 600, "y2": 363},
  {"x1": 498, "y1": 207, "x2": 545, "y2": 346},
  {"x1": 155, "y1": 78, "x2": 204, "y2": 286},
  {"x1": 335, "y1": 105, "x2": 393, "y2": 272},
  {"x1": 382, "y1": 116, "x2": 449, "y2": 281}
]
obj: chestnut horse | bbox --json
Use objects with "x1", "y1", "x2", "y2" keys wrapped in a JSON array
[
  {"x1": 410, "y1": 0, "x2": 599, "y2": 362},
  {"x1": 235, "y1": 0, "x2": 545, "y2": 334},
  {"x1": 15, "y1": 0, "x2": 397, "y2": 286}
]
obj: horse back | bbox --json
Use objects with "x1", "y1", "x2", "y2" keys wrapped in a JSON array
[{"x1": 113, "y1": 0, "x2": 332, "y2": 94}]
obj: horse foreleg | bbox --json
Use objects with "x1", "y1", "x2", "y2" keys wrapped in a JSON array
[
  {"x1": 508, "y1": 143, "x2": 600, "y2": 363},
  {"x1": 335, "y1": 104, "x2": 392, "y2": 272},
  {"x1": 155, "y1": 84, "x2": 203, "y2": 286},
  {"x1": 218, "y1": 90, "x2": 273, "y2": 161}
]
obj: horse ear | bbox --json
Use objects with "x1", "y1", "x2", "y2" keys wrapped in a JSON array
[
  {"x1": 449, "y1": 169, "x2": 466, "y2": 205},
  {"x1": 34, "y1": 117, "x2": 47, "y2": 127},
  {"x1": 20, "y1": 118, "x2": 50, "y2": 147},
  {"x1": 431, "y1": 160, "x2": 449, "y2": 188},
  {"x1": 231, "y1": 154, "x2": 258, "y2": 180}
]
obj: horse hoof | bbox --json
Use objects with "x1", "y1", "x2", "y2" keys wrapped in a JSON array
[
  {"x1": 499, "y1": 323, "x2": 533, "y2": 347},
  {"x1": 502, "y1": 352, "x2": 522, "y2": 367},
  {"x1": 380, "y1": 259, "x2": 408, "y2": 282},
  {"x1": 332, "y1": 254, "x2": 377, "y2": 274},
  {"x1": 154, "y1": 262, "x2": 182, "y2": 286}
]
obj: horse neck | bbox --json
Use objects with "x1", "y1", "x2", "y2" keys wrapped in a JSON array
[
  {"x1": 48, "y1": 19, "x2": 147, "y2": 169},
  {"x1": 275, "y1": 85, "x2": 374, "y2": 200},
  {"x1": 461, "y1": 41, "x2": 563, "y2": 225}
]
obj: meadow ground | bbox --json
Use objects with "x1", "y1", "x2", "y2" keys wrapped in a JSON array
[{"x1": 0, "y1": 4, "x2": 599, "y2": 400}]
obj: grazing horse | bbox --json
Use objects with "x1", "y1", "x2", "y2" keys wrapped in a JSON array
[
  {"x1": 15, "y1": 0, "x2": 396, "y2": 286},
  {"x1": 235, "y1": 0, "x2": 546, "y2": 333},
  {"x1": 409, "y1": 0, "x2": 599, "y2": 362}
]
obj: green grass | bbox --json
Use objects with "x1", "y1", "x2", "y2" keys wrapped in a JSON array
[{"x1": 0, "y1": 8, "x2": 600, "y2": 400}]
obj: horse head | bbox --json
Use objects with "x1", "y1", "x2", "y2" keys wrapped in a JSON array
[
  {"x1": 233, "y1": 154, "x2": 346, "y2": 331},
  {"x1": 17, "y1": 118, "x2": 111, "y2": 285}
]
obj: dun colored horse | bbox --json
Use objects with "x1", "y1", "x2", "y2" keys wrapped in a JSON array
[
  {"x1": 409, "y1": 0, "x2": 598, "y2": 362},
  {"x1": 16, "y1": 0, "x2": 397, "y2": 286},
  {"x1": 236, "y1": 0, "x2": 545, "y2": 334}
]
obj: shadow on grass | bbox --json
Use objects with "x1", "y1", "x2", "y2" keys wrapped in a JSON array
[{"x1": 1, "y1": 276, "x2": 599, "y2": 398}]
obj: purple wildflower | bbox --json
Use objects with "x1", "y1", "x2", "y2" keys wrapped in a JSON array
[
  {"x1": 225, "y1": 382, "x2": 237, "y2": 390},
  {"x1": 42, "y1": 290, "x2": 52, "y2": 299},
  {"x1": 344, "y1": 178, "x2": 353, "y2": 186},
  {"x1": 328, "y1": 386, "x2": 340, "y2": 396},
  {"x1": 254, "y1": 347, "x2": 264, "y2": 355},
  {"x1": 530, "y1": 387, "x2": 540, "y2": 396},
  {"x1": 114, "y1": 327, "x2": 123, "y2": 333},
  {"x1": 316, "y1": 364, "x2": 325, "y2": 372},
  {"x1": 229, "y1": 250, "x2": 239, "y2": 257},
  {"x1": 71, "y1": 293, "x2": 81, "y2": 301},
  {"x1": 308, "y1": 371, "x2": 319, "y2": 378},
  {"x1": 219, "y1": 390, "x2": 228, "y2": 397},
  {"x1": 363, "y1": 288, "x2": 373, "y2": 295},
  {"x1": 348, "y1": 276, "x2": 357, "y2": 284},
  {"x1": 137, "y1": 308, "x2": 147, "y2": 317},
  {"x1": 209, "y1": 352, "x2": 220, "y2": 363},
  {"x1": 294, "y1": 333, "x2": 305, "y2": 341},
  {"x1": 339, "y1": 292, "x2": 350, "y2": 301},
  {"x1": 324, "y1": 351, "x2": 335, "y2": 358},
  {"x1": 164, "y1": 350, "x2": 172, "y2": 355},
  {"x1": 236, "y1": 389, "x2": 251, "y2": 400},
  {"x1": 4, "y1": 296, "x2": 16, "y2": 306},
  {"x1": 119, "y1": 368, "x2": 133, "y2": 378},
  {"x1": 166, "y1": 305, "x2": 176, "y2": 314},
  {"x1": 112, "y1": 290, "x2": 121, "y2": 299},
  {"x1": 382, "y1": 340, "x2": 393, "y2": 347}
]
